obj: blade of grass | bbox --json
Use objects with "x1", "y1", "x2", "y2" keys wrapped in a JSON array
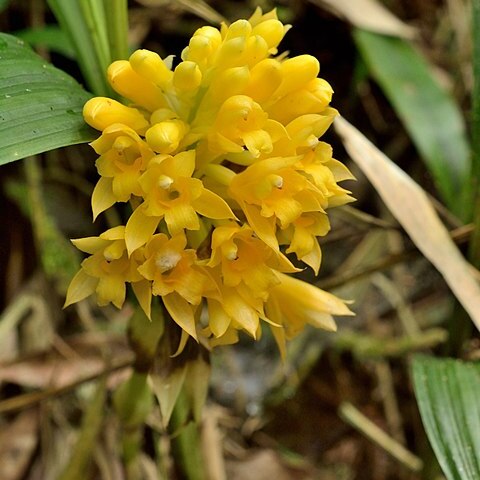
[
  {"x1": 15, "y1": 26, "x2": 75, "y2": 58},
  {"x1": 339, "y1": 402, "x2": 423, "y2": 472},
  {"x1": 469, "y1": 1, "x2": 480, "y2": 266},
  {"x1": 354, "y1": 30, "x2": 470, "y2": 219},
  {"x1": 103, "y1": 0, "x2": 129, "y2": 61},
  {"x1": 47, "y1": 0, "x2": 112, "y2": 96},
  {"x1": 57, "y1": 378, "x2": 107, "y2": 480},
  {"x1": 79, "y1": 0, "x2": 111, "y2": 73},
  {"x1": 412, "y1": 356, "x2": 480, "y2": 480}
]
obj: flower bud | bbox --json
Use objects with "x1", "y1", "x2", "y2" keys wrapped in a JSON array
[
  {"x1": 252, "y1": 19, "x2": 285, "y2": 51},
  {"x1": 275, "y1": 55, "x2": 320, "y2": 98},
  {"x1": 129, "y1": 50, "x2": 173, "y2": 89},
  {"x1": 146, "y1": 120, "x2": 186, "y2": 153},
  {"x1": 107, "y1": 60, "x2": 167, "y2": 111},
  {"x1": 173, "y1": 61, "x2": 202, "y2": 91},
  {"x1": 83, "y1": 97, "x2": 149, "y2": 133}
]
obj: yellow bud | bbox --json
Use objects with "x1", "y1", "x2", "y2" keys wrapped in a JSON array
[
  {"x1": 275, "y1": 55, "x2": 320, "y2": 98},
  {"x1": 194, "y1": 26, "x2": 222, "y2": 49},
  {"x1": 209, "y1": 66, "x2": 250, "y2": 103},
  {"x1": 309, "y1": 78, "x2": 334, "y2": 105},
  {"x1": 145, "y1": 120, "x2": 186, "y2": 153},
  {"x1": 83, "y1": 97, "x2": 149, "y2": 133},
  {"x1": 244, "y1": 59, "x2": 282, "y2": 103},
  {"x1": 243, "y1": 35, "x2": 269, "y2": 67},
  {"x1": 223, "y1": 19, "x2": 252, "y2": 40},
  {"x1": 248, "y1": 7, "x2": 279, "y2": 27},
  {"x1": 215, "y1": 37, "x2": 246, "y2": 69},
  {"x1": 173, "y1": 61, "x2": 202, "y2": 91},
  {"x1": 182, "y1": 28, "x2": 220, "y2": 66},
  {"x1": 150, "y1": 108, "x2": 177, "y2": 124},
  {"x1": 129, "y1": 49, "x2": 173, "y2": 89},
  {"x1": 107, "y1": 60, "x2": 167, "y2": 111},
  {"x1": 268, "y1": 90, "x2": 328, "y2": 125},
  {"x1": 252, "y1": 19, "x2": 285, "y2": 50}
]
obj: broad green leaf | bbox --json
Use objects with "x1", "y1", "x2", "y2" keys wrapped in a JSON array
[
  {"x1": 15, "y1": 26, "x2": 75, "y2": 58},
  {"x1": 0, "y1": 33, "x2": 96, "y2": 165},
  {"x1": 354, "y1": 30, "x2": 470, "y2": 218},
  {"x1": 412, "y1": 356, "x2": 480, "y2": 480}
]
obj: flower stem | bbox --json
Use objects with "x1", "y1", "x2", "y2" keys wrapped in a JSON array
[
  {"x1": 170, "y1": 389, "x2": 206, "y2": 480},
  {"x1": 103, "y1": 0, "x2": 129, "y2": 61}
]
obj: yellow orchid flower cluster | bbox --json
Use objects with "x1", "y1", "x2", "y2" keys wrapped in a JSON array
[{"x1": 65, "y1": 8, "x2": 354, "y2": 355}]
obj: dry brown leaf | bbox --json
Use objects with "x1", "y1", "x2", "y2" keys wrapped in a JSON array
[
  {"x1": 226, "y1": 449, "x2": 313, "y2": 480},
  {"x1": 334, "y1": 116, "x2": 480, "y2": 333},
  {"x1": 0, "y1": 410, "x2": 39, "y2": 480},
  {"x1": 0, "y1": 333, "x2": 131, "y2": 390},
  {"x1": 135, "y1": 0, "x2": 226, "y2": 24},
  {"x1": 0, "y1": 357, "x2": 106, "y2": 389},
  {"x1": 201, "y1": 406, "x2": 227, "y2": 480},
  {"x1": 310, "y1": 0, "x2": 416, "y2": 38}
]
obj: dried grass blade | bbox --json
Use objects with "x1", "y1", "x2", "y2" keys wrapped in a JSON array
[
  {"x1": 334, "y1": 116, "x2": 480, "y2": 332},
  {"x1": 309, "y1": 0, "x2": 415, "y2": 38}
]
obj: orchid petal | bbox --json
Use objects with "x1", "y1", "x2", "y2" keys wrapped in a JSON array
[
  {"x1": 92, "y1": 177, "x2": 116, "y2": 220},
  {"x1": 163, "y1": 292, "x2": 198, "y2": 340},
  {"x1": 64, "y1": 269, "x2": 98, "y2": 307}
]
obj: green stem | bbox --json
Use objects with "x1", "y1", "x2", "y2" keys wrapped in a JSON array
[
  {"x1": 58, "y1": 378, "x2": 107, "y2": 480},
  {"x1": 103, "y1": 0, "x2": 129, "y2": 61},
  {"x1": 469, "y1": 0, "x2": 480, "y2": 267},
  {"x1": 47, "y1": 0, "x2": 112, "y2": 95},
  {"x1": 80, "y1": 0, "x2": 112, "y2": 74},
  {"x1": 170, "y1": 389, "x2": 205, "y2": 480}
]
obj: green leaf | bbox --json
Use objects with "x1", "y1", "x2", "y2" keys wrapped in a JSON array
[
  {"x1": 15, "y1": 26, "x2": 75, "y2": 58},
  {"x1": 0, "y1": 33, "x2": 96, "y2": 165},
  {"x1": 0, "y1": 0, "x2": 11, "y2": 12},
  {"x1": 412, "y1": 355, "x2": 480, "y2": 480},
  {"x1": 354, "y1": 30, "x2": 470, "y2": 218},
  {"x1": 47, "y1": 0, "x2": 113, "y2": 96},
  {"x1": 468, "y1": 1, "x2": 480, "y2": 266}
]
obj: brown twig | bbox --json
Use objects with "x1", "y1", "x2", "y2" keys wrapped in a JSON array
[
  {"x1": 0, "y1": 356, "x2": 134, "y2": 415},
  {"x1": 318, "y1": 224, "x2": 473, "y2": 290}
]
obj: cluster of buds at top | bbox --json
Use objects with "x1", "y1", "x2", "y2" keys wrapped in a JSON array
[{"x1": 65, "y1": 8, "x2": 354, "y2": 356}]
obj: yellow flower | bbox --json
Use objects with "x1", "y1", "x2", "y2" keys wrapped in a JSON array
[
  {"x1": 89, "y1": 124, "x2": 155, "y2": 219},
  {"x1": 64, "y1": 226, "x2": 146, "y2": 309},
  {"x1": 124, "y1": 150, "x2": 235, "y2": 254},
  {"x1": 204, "y1": 278, "x2": 265, "y2": 339},
  {"x1": 229, "y1": 155, "x2": 327, "y2": 251},
  {"x1": 67, "y1": 7, "x2": 355, "y2": 353},
  {"x1": 209, "y1": 224, "x2": 280, "y2": 298},
  {"x1": 138, "y1": 233, "x2": 207, "y2": 339},
  {"x1": 280, "y1": 212, "x2": 330, "y2": 274},
  {"x1": 266, "y1": 273, "x2": 354, "y2": 357}
]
